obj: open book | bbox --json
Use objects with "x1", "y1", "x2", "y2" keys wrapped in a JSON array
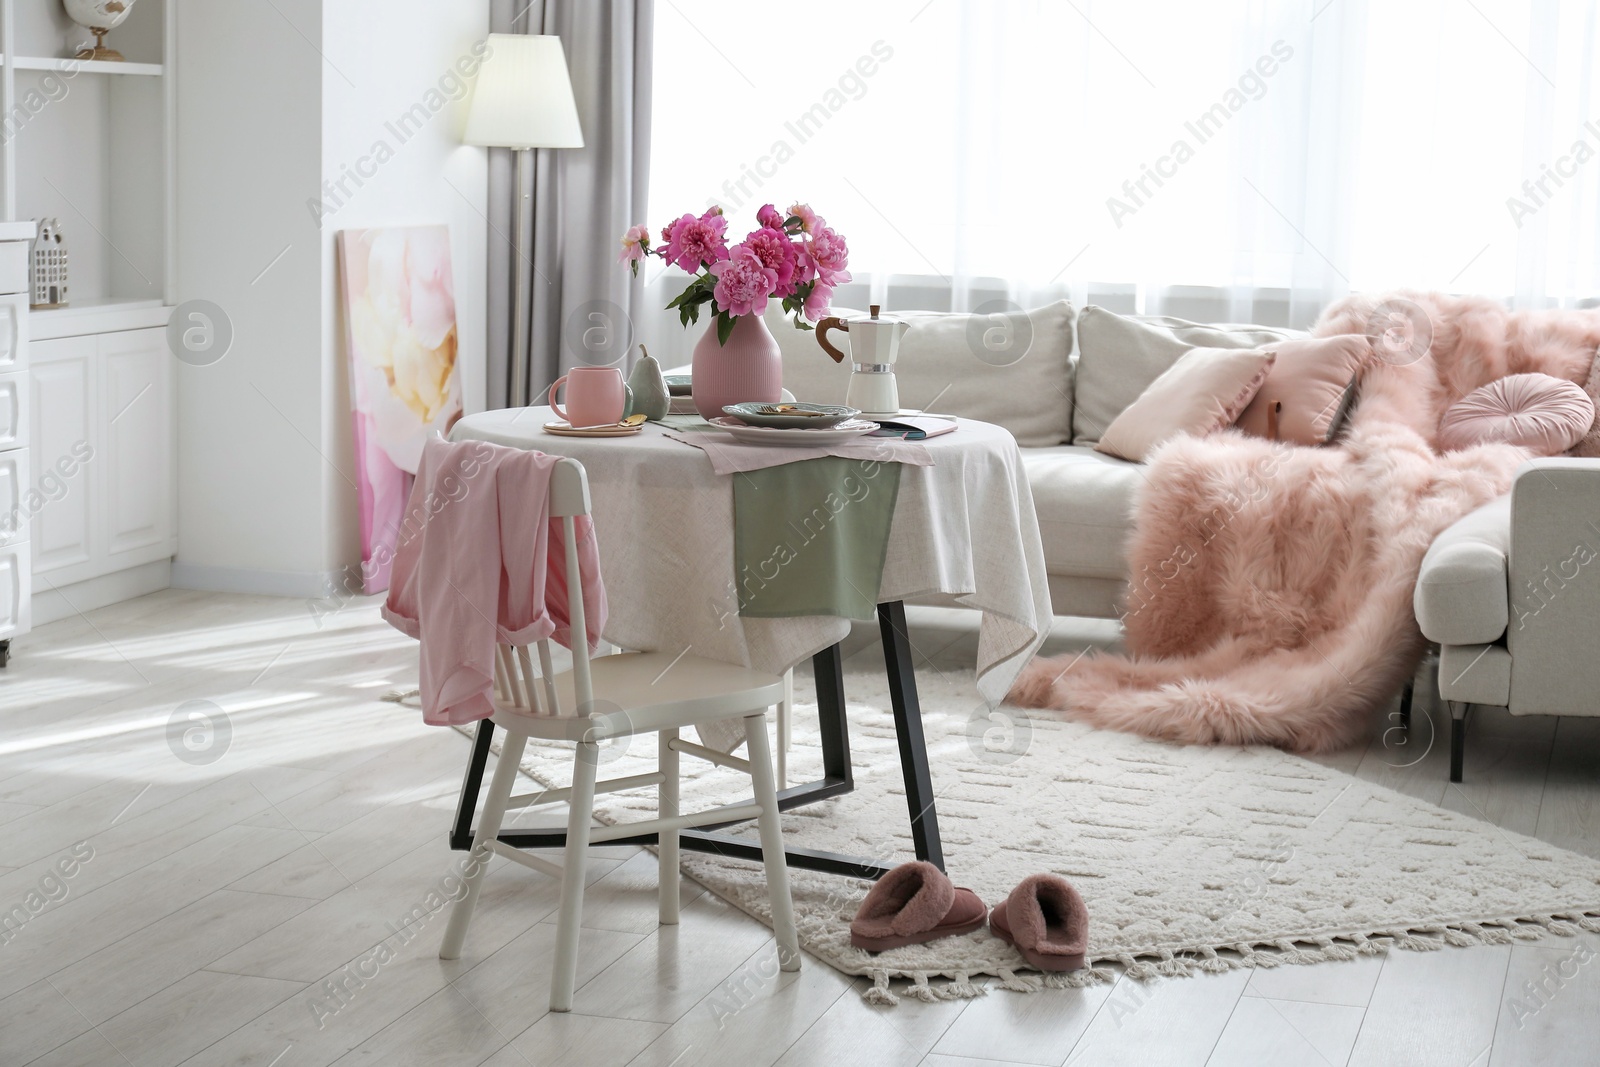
[{"x1": 868, "y1": 415, "x2": 958, "y2": 441}]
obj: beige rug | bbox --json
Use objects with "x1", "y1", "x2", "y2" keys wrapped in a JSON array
[{"x1": 465, "y1": 666, "x2": 1600, "y2": 1004}]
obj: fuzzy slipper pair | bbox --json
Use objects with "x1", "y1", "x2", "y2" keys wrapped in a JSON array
[{"x1": 850, "y1": 861, "x2": 1089, "y2": 972}]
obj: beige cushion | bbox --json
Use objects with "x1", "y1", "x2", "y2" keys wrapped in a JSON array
[
  {"x1": 1073, "y1": 308, "x2": 1298, "y2": 445},
  {"x1": 1235, "y1": 335, "x2": 1371, "y2": 446},
  {"x1": 768, "y1": 301, "x2": 1075, "y2": 447},
  {"x1": 1020, "y1": 445, "x2": 1143, "y2": 580},
  {"x1": 1096, "y1": 346, "x2": 1277, "y2": 462},
  {"x1": 1438, "y1": 373, "x2": 1596, "y2": 456}
]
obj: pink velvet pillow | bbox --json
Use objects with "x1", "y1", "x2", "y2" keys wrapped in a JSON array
[
  {"x1": 1234, "y1": 335, "x2": 1371, "y2": 446},
  {"x1": 1437, "y1": 373, "x2": 1596, "y2": 455}
]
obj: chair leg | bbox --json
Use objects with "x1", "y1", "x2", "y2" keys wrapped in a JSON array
[
  {"x1": 440, "y1": 729, "x2": 528, "y2": 960},
  {"x1": 1398, "y1": 678, "x2": 1414, "y2": 732},
  {"x1": 659, "y1": 728, "x2": 680, "y2": 925},
  {"x1": 1449, "y1": 701, "x2": 1468, "y2": 784},
  {"x1": 775, "y1": 668, "x2": 793, "y2": 789},
  {"x1": 744, "y1": 710, "x2": 800, "y2": 973},
  {"x1": 550, "y1": 740, "x2": 600, "y2": 1013}
]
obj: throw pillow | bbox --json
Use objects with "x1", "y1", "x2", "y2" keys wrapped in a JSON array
[
  {"x1": 1095, "y1": 346, "x2": 1277, "y2": 462},
  {"x1": 1568, "y1": 350, "x2": 1600, "y2": 457},
  {"x1": 1438, "y1": 372, "x2": 1596, "y2": 455},
  {"x1": 1234, "y1": 335, "x2": 1372, "y2": 446},
  {"x1": 1072, "y1": 307, "x2": 1300, "y2": 445},
  {"x1": 765, "y1": 301, "x2": 1077, "y2": 448}
]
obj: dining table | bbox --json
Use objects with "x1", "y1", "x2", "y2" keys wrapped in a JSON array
[{"x1": 445, "y1": 405, "x2": 1053, "y2": 878}]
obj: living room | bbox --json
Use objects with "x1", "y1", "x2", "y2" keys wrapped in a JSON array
[{"x1": 3, "y1": 0, "x2": 1599, "y2": 1064}]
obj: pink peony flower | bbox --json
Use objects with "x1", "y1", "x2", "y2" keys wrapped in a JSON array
[
  {"x1": 803, "y1": 281, "x2": 835, "y2": 321},
  {"x1": 807, "y1": 223, "x2": 851, "y2": 286},
  {"x1": 756, "y1": 203, "x2": 785, "y2": 231},
  {"x1": 617, "y1": 224, "x2": 650, "y2": 264},
  {"x1": 741, "y1": 227, "x2": 799, "y2": 293},
  {"x1": 709, "y1": 245, "x2": 779, "y2": 318},
  {"x1": 787, "y1": 202, "x2": 818, "y2": 234},
  {"x1": 659, "y1": 211, "x2": 729, "y2": 271}
]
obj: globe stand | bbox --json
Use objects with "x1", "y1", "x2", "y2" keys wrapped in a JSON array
[{"x1": 74, "y1": 28, "x2": 124, "y2": 61}]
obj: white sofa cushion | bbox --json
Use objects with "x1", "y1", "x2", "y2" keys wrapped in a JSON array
[
  {"x1": 1020, "y1": 445, "x2": 1143, "y2": 581},
  {"x1": 767, "y1": 301, "x2": 1076, "y2": 448},
  {"x1": 1073, "y1": 307, "x2": 1300, "y2": 446}
]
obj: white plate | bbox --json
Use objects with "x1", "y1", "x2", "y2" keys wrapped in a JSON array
[
  {"x1": 707, "y1": 417, "x2": 879, "y2": 446},
  {"x1": 543, "y1": 420, "x2": 643, "y2": 438}
]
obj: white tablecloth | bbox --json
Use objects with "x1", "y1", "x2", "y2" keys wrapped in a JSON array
[{"x1": 451, "y1": 406, "x2": 1053, "y2": 747}]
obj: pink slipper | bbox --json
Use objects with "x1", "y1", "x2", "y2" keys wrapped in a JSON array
[
  {"x1": 850, "y1": 861, "x2": 988, "y2": 952},
  {"x1": 990, "y1": 873, "x2": 1088, "y2": 972}
]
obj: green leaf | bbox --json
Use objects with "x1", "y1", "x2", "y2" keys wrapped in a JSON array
[
  {"x1": 679, "y1": 305, "x2": 691, "y2": 327},
  {"x1": 687, "y1": 304, "x2": 701, "y2": 325},
  {"x1": 717, "y1": 312, "x2": 736, "y2": 346}
]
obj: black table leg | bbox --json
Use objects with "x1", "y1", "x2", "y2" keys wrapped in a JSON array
[
  {"x1": 878, "y1": 601, "x2": 945, "y2": 870},
  {"x1": 448, "y1": 610, "x2": 944, "y2": 880}
]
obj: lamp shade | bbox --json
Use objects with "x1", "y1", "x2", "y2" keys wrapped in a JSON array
[{"x1": 463, "y1": 34, "x2": 584, "y2": 150}]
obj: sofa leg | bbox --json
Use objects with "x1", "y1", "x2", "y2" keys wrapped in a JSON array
[
  {"x1": 1398, "y1": 679, "x2": 1414, "y2": 732},
  {"x1": 1448, "y1": 701, "x2": 1467, "y2": 783}
]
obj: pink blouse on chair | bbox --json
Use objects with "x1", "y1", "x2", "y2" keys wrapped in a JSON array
[{"x1": 382, "y1": 437, "x2": 607, "y2": 725}]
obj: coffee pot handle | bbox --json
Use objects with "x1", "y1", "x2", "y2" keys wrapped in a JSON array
[{"x1": 816, "y1": 317, "x2": 849, "y2": 363}]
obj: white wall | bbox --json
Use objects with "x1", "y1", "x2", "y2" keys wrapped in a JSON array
[
  {"x1": 320, "y1": 0, "x2": 490, "y2": 577},
  {"x1": 174, "y1": 0, "x2": 489, "y2": 595},
  {"x1": 174, "y1": 0, "x2": 329, "y2": 593}
]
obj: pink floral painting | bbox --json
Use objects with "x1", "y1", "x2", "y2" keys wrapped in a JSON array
[{"x1": 338, "y1": 226, "x2": 462, "y2": 594}]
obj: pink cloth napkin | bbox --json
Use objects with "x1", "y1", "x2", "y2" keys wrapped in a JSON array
[
  {"x1": 383, "y1": 438, "x2": 607, "y2": 725},
  {"x1": 663, "y1": 430, "x2": 933, "y2": 475}
]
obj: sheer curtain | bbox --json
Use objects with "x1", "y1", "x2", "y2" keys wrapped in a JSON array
[{"x1": 639, "y1": 0, "x2": 1600, "y2": 366}]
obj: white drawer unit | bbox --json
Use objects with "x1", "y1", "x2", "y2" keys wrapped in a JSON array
[{"x1": 0, "y1": 237, "x2": 28, "y2": 665}]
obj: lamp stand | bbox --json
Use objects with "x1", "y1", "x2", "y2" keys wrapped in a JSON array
[{"x1": 509, "y1": 147, "x2": 532, "y2": 408}]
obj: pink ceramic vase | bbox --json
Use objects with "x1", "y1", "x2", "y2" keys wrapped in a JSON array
[{"x1": 691, "y1": 313, "x2": 783, "y2": 419}]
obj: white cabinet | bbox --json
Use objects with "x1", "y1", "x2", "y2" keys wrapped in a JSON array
[
  {"x1": 0, "y1": 256, "x2": 27, "y2": 660},
  {"x1": 28, "y1": 327, "x2": 174, "y2": 594}
]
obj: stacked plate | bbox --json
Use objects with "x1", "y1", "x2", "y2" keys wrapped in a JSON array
[{"x1": 711, "y1": 402, "x2": 877, "y2": 446}]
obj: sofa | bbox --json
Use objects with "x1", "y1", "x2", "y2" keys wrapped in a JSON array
[
  {"x1": 766, "y1": 301, "x2": 1600, "y2": 782},
  {"x1": 765, "y1": 301, "x2": 1300, "y2": 618},
  {"x1": 1415, "y1": 459, "x2": 1600, "y2": 782}
]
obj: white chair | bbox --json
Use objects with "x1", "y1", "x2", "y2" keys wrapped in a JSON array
[{"x1": 437, "y1": 457, "x2": 799, "y2": 1012}]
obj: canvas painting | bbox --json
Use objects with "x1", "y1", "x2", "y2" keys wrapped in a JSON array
[{"x1": 338, "y1": 226, "x2": 463, "y2": 594}]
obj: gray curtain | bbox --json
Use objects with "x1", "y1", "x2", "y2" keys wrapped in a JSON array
[{"x1": 487, "y1": 0, "x2": 653, "y2": 408}]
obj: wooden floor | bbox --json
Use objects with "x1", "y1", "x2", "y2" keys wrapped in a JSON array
[{"x1": 2, "y1": 588, "x2": 1597, "y2": 1067}]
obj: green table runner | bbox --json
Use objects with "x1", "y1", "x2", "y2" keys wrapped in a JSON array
[{"x1": 732, "y1": 455, "x2": 902, "y2": 619}]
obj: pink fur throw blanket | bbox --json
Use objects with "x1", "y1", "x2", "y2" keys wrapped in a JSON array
[{"x1": 1009, "y1": 292, "x2": 1600, "y2": 753}]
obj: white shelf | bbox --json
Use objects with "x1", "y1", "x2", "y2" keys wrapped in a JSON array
[
  {"x1": 32, "y1": 298, "x2": 171, "y2": 340},
  {"x1": 6, "y1": 55, "x2": 163, "y2": 76}
]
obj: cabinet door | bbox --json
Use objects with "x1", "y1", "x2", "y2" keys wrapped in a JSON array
[
  {"x1": 0, "y1": 293, "x2": 26, "y2": 374},
  {"x1": 101, "y1": 328, "x2": 174, "y2": 560},
  {"x1": 30, "y1": 337, "x2": 97, "y2": 575}
]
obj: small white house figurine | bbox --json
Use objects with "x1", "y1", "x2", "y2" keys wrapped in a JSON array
[{"x1": 31, "y1": 219, "x2": 68, "y2": 309}]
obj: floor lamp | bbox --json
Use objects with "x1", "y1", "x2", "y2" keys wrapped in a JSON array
[{"x1": 464, "y1": 33, "x2": 585, "y2": 408}]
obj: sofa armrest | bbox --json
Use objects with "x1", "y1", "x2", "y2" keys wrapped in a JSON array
[
  {"x1": 1415, "y1": 495, "x2": 1511, "y2": 646},
  {"x1": 1505, "y1": 458, "x2": 1600, "y2": 715}
]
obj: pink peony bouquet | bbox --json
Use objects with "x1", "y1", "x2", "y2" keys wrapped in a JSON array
[{"x1": 618, "y1": 203, "x2": 851, "y2": 345}]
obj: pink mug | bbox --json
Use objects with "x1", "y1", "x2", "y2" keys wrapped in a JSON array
[{"x1": 548, "y1": 367, "x2": 626, "y2": 428}]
